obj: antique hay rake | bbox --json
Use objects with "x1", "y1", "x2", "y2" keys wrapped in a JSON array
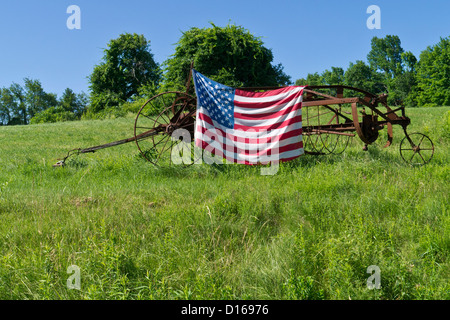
[{"x1": 55, "y1": 68, "x2": 434, "y2": 167}]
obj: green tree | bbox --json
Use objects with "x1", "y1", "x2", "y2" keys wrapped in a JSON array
[
  {"x1": 321, "y1": 67, "x2": 345, "y2": 86},
  {"x1": 344, "y1": 60, "x2": 385, "y2": 94},
  {"x1": 415, "y1": 36, "x2": 450, "y2": 107},
  {"x1": 163, "y1": 23, "x2": 291, "y2": 91},
  {"x1": 23, "y1": 78, "x2": 57, "y2": 121},
  {"x1": 59, "y1": 88, "x2": 88, "y2": 117},
  {"x1": 30, "y1": 88, "x2": 88, "y2": 124},
  {"x1": 0, "y1": 88, "x2": 15, "y2": 125},
  {"x1": 9, "y1": 83, "x2": 27, "y2": 124},
  {"x1": 367, "y1": 35, "x2": 404, "y2": 80},
  {"x1": 367, "y1": 35, "x2": 418, "y2": 106},
  {"x1": 88, "y1": 33, "x2": 161, "y2": 113},
  {"x1": 294, "y1": 72, "x2": 323, "y2": 86},
  {"x1": 3, "y1": 79, "x2": 58, "y2": 124}
]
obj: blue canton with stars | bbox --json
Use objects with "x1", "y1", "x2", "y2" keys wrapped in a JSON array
[{"x1": 193, "y1": 69, "x2": 235, "y2": 129}]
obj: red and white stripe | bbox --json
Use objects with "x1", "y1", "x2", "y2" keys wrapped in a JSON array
[{"x1": 195, "y1": 86, "x2": 305, "y2": 164}]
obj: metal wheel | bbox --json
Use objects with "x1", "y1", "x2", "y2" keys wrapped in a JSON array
[
  {"x1": 400, "y1": 132, "x2": 434, "y2": 165},
  {"x1": 134, "y1": 91, "x2": 197, "y2": 166}
]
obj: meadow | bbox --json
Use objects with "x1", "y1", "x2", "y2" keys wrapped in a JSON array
[{"x1": 0, "y1": 106, "x2": 448, "y2": 300}]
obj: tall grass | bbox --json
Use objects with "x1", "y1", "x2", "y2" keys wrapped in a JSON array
[{"x1": 0, "y1": 107, "x2": 448, "y2": 300}]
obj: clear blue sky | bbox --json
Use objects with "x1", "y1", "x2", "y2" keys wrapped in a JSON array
[{"x1": 0, "y1": 0, "x2": 449, "y2": 97}]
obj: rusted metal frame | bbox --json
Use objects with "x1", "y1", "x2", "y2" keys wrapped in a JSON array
[
  {"x1": 302, "y1": 88, "x2": 339, "y2": 101},
  {"x1": 351, "y1": 101, "x2": 373, "y2": 144},
  {"x1": 327, "y1": 113, "x2": 337, "y2": 125},
  {"x1": 306, "y1": 85, "x2": 377, "y2": 99},
  {"x1": 301, "y1": 87, "x2": 354, "y2": 123},
  {"x1": 304, "y1": 122, "x2": 356, "y2": 132},
  {"x1": 302, "y1": 97, "x2": 359, "y2": 107},
  {"x1": 321, "y1": 104, "x2": 353, "y2": 123},
  {"x1": 384, "y1": 106, "x2": 405, "y2": 117},
  {"x1": 237, "y1": 85, "x2": 377, "y2": 101},
  {"x1": 302, "y1": 108, "x2": 335, "y2": 120},
  {"x1": 169, "y1": 97, "x2": 196, "y2": 128},
  {"x1": 303, "y1": 130, "x2": 355, "y2": 137},
  {"x1": 357, "y1": 97, "x2": 406, "y2": 123},
  {"x1": 356, "y1": 98, "x2": 390, "y2": 121},
  {"x1": 185, "y1": 61, "x2": 195, "y2": 94}
]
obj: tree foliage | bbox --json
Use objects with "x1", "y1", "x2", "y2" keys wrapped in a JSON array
[
  {"x1": 88, "y1": 33, "x2": 161, "y2": 113},
  {"x1": 295, "y1": 35, "x2": 424, "y2": 107},
  {"x1": 30, "y1": 88, "x2": 88, "y2": 124},
  {"x1": 344, "y1": 60, "x2": 385, "y2": 94},
  {"x1": 366, "y1": 35, "x2": 419, "y2": 106},
  {"x1": 3, "y1": 30, "x2": 450, "y2": 127},
  {"x1": 163, "y1": 23, "x2": 291, "y2": 91},
  {"x1": 415, "y1": 36, "x2": 450, "y2": 107},
  {"x1": 0, "y1": 79, "x2": 58, "y2": 125},
  {"x1": 367, "y1": 35, "x2": 404, "y2": 79}
]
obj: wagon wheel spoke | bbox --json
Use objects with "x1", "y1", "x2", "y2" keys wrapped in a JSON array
[
  {"x1": 417, "y1": 151, "x2": 426, "y2": 164},
  {"x1": 134, "y1": 91, "x2": 196, "y2": 166},
  {"x1": 417, "y1": 135, "x2": 425, "y2": 148},
  {"x1": 399, "y1": 132, "x2": 434, "y2": 166},
  {"x1": 409, "y1": 150, "x2": 418, "y2": 162},
  {"x1": 156, "y1": 134, "x2": 171, "y2": 164}
]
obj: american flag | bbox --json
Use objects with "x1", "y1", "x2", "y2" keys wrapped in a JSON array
[{"x1": 193, "y1": 69, "x2": 305, "y2": 165}]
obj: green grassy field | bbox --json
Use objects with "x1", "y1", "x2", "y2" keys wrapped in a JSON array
[{"x1": 0, "y1": 107, "x2": 448, "y2": 300}]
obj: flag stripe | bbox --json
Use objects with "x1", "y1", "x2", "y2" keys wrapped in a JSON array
[
  {"x1": 196, "y1": 125, "x2": 303, "y2": 151},
  {"x1": 234, "y1": 90, "x2": 304, "y2": 109},
  {"x1": 195, "y1": 139, "x2": 304, "y2": 164},
  {"x1": 197, "y1": 111, "x2": 303, "y2": 133},
  {"x1": 197, "y1": 111, "x2": 303, "y2": 142},
  {"x1": 234, "y1": 101, "x2": 302, "y2": 120},
  {"x1": 233, "y1": 114, "x2": 303, "y2": 131},
  {"x1": 235, "y1": 86, "x2": 303, "y2": 100}
]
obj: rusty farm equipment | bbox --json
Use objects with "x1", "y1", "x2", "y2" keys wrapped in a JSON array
[{"x1": 55, "y1": 69, "x2": 434, "y2": 167}]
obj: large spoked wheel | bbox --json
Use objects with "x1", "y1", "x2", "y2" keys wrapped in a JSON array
[
  {"x1": 134, "y1": 92, "x2": 197, "y2": 166},
  {"x1": 400, "y1": 132, "x2": 434, "y2": 166}
]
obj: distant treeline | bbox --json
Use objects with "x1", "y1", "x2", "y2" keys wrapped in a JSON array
[
  {"x1": 1, "y1": 24, "x2": 448, "y2": 126},
  {"x1": 0, "y1": 80, "x2": 88, "y2": 125},
  {"x1": 295, "y1": 35, "x2": 450, "y2": 108}
]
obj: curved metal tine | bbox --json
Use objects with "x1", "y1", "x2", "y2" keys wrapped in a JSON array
[{"x1": 329, "y1": 134, "x2": 339, "y2": 153}]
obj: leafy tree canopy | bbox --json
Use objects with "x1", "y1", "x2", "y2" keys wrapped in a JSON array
[
  {"x1": 415, "y1": 36, "x2": 450, "y2": 107},
  {"x1": 163, "y1": 23, "x2": 291, "y2": 91},
  {"x1": 88, "y1": 33, "x2": 161, "y2": 110},
  {"x1": 367, "y1": 35, "x2": 405, "y2": 79}
]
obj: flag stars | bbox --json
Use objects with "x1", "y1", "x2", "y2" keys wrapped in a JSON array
[{"x1": 194, "y1": 70, "x2": 235, "y2": 129}]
